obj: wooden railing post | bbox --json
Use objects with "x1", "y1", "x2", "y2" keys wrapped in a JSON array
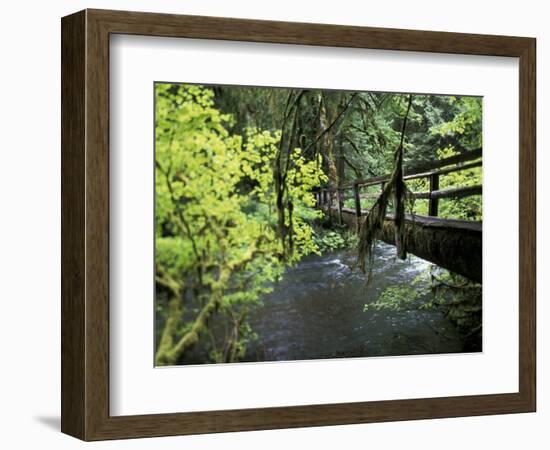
[
  {"x1": 314, "y1": 151, "x2": 480, "y2": 230},
  {"x1": 353, "y1": 182, "x2": 361, "y2": 231},
  {"x1": 429, "y1": 173, "x2": 439, "y2": 217},
  {"x1": 337, "y1": 188, "x2": 343, "y2": 225}
]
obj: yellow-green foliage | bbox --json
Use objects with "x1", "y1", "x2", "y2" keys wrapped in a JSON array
[
  {"x1": 430, "y1": 96, "x2": 482, "y2": 147},
  {"x1": 435, "y1": 147, "x2": 482, "y2": 220},
  {"x1": 364, "y1": 267, "x2": 482, "y2": 337},
  {"x1": 406, "y1": 146, "x2": 482, "y2": 220},
  {"x1": 155, "y1": 83, "x2": 326, "y2": 364}
]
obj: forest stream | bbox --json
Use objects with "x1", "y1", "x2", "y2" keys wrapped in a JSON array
[
  {"x1": 181, "y1": 243, "x2": 468, "y2": 365},
  {"x1": 154, "y1": 84, "x2": 483, "y2": 367}
]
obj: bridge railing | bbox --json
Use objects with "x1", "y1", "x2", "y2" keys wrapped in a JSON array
[{"x1": 315, "y1": 148, "x2": 482, "y2": 225}]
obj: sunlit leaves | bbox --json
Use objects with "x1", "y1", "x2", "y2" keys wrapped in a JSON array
[
  {"x1": 430, "y1": 96, "x2": 482, "y2": 149},
  {"x1": 155, "y1": 83, "x2": 326, "y2": 363}
]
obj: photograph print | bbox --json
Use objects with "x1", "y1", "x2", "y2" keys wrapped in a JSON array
[{"x1": 154, "y1": 83, "x2": 482, "y2": 366}]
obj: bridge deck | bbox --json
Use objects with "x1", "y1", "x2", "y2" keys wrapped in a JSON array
[
  {"x1": 333, "y1": 206, "x2": 482, "y2": 233},
  {"x1": 317, "y1": 149, "x2": 483, "y2": 282}
]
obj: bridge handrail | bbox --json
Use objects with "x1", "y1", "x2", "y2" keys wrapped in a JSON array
[
  {"x1": 342, "y1": 147, "x2": 482, "y2": 189},
  {"x1": 316, "y1": 148, "x2": 482, "y2": 220}
]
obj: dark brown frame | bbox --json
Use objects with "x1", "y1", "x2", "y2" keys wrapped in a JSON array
[{"x1": 61, "y1": 9, "x2": 536, "y2": 441}]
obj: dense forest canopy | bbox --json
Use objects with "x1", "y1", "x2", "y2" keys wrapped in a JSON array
[{"x1": 154, "y1": 83, "x2": 482, "y2": 365}]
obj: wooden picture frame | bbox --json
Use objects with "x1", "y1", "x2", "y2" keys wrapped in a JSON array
[{"x1": 61, "y1": 9, "x2": 536, "y2": 441}]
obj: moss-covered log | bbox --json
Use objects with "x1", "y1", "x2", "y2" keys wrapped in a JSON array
[
  {"x1": 378, "y1": 217, "x2": 481, "y2": 283},
  {"x1": 323, "y1": 206, "x2": 482, "y2": 283}
]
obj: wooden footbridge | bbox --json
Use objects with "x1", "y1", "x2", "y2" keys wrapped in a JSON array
[{"x1": 315, "y1": 149, "x2": 482, "y2": 283}]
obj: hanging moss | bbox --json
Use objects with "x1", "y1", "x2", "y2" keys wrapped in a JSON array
[{"x1": 357, "y1": 95, "x2": 413, "y2": 276}]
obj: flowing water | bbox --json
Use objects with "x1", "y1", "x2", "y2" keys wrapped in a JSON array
[
  {"x1": 241, "y1": 242, "x2": 466, "y2": 362},
  {"x1": 177, "y1": 242, "x2": 472, "y2": 365}
]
